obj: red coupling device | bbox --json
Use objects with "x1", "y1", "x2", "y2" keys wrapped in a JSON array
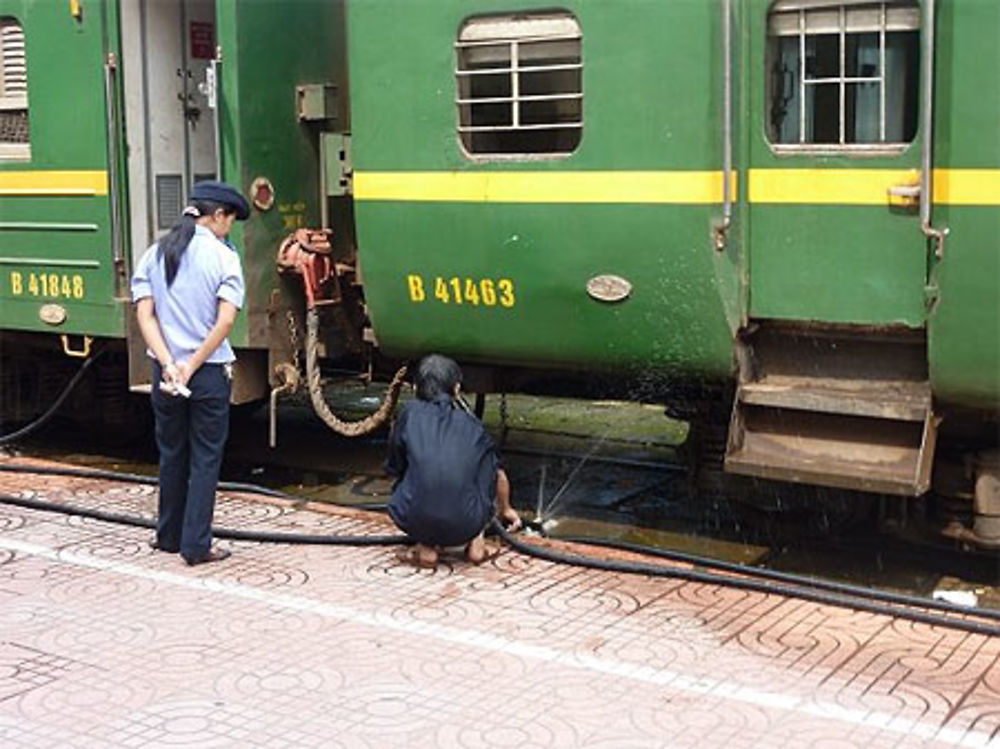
[{"x1": 276, "y1": 229, "x2": 339, "y2": 310}]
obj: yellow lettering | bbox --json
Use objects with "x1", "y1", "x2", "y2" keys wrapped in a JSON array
[
  {"x1": 434, "y1": 277, "x2": 449, "y2": 304},
  {"x1": 480, "y1": 279, "x2": 496, "y2": 306},
  {"x1": 72, "y1": 275, "x2": 84, "y2": 299},
  {"x1": 498, "y1": 278, "x2": 515, "y2": 308},
  {"x1": 463, "y1": 278, "x2": 480, "y2": 305},
  {"x1": 406, "y1": 274, "x2": 425, "y2": 302},
  {"x1": 10, "y1": 272, "x2": 22, "y2": 295}
]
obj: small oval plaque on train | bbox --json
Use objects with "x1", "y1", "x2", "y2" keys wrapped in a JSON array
[
  {"x1": 586, "y1": 274, "x2": 632, "y2": 303},
  {"x1": 39, "y1": 304, "x2": 67, "y2": 326}
]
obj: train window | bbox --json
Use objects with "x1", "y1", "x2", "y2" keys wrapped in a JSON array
[
  {"x1": 0, "y1": 18, "x2": 29, "y2": 160},
  {"x1": 456, "y1": 13, "x2": 582, "y2": 158},
  {"x1": 767, "y1": 1, "x2": 919, "y2": 152}
]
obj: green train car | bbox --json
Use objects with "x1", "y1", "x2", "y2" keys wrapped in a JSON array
[{"x1": 1, "y1": 1, "x2": 997, "y2": 547}]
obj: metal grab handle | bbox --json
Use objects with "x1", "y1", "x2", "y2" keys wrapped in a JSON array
[
  {"x1": 61, "y1": 335, "x2": 93, "y2": 359},
  {"x1": 919, "y1": 0, "x2": 948, "y2": 257},
  {"x1": 210, "y1": 48, "x2": 223, "y2": 180},
  {"x1": 103, "y1": 53, "x2": 124, "y2": 288},
  {"x1": 714, "y1": 0, "x2": 733, "y2": 251}
]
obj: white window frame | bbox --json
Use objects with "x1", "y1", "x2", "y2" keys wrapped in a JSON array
[
  {"x1": 0, "y1": 17, "x2": 29, "y2": 161},
  {"x1": 455, "y1": 12, "x2": 583, "y2": 160},
  {"x1": 767, "y1": 0, "x2": 920, "y2": 156}
]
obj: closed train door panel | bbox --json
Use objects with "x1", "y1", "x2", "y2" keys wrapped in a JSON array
[{"x1": 747, "y1": 0, "x2": 928, "y2": 327}]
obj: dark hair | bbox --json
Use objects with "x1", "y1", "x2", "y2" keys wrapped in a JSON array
[
  {"x1": 157, "y1": 199, "x2": 235, "y2": 286},
  {"x1": 415, "y1": 354, "x2": 462, "y2": 401}
]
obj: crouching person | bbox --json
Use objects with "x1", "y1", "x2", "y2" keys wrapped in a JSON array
[{"x1": 387, "y1": 354, "x2": 521, "y2": 569}]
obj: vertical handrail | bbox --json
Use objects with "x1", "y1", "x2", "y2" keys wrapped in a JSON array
[
  {"x1": 103, "y1": 52, "x2": 125, "y2": 289},
  {"x1": 715, "y1": 0, "x2": 733, "y2": 250},
  {"x1": 920, "y1": 0, "x2": 947, "y2": 257},
  {"x1": 210, "y1": 47, "x2": 223, "y2": 181}
]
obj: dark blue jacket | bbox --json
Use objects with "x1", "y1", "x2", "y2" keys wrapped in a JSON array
[{"x1": 386, "y1": 396, "x2": 497, "y2": 546}]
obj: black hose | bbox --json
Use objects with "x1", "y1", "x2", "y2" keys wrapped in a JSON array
[
  {"x1": 0, "y1": 492, "x2": 408, "y2": 545},
  {"x1": 492, "y1": 522, "x2": 1000, "y2": 638},
  {"x1": 0, "y1": 463, "x2": 389, "y2": 511},
  {"x1": 554, "y1": 534, "x2": 1000, "y2": 624},
  {"x1": 0, "y1": 350, "x2": 105, "y2": 446},
  {"x1": 2, "y1": 461, "x2": 997, "y2": 636}
]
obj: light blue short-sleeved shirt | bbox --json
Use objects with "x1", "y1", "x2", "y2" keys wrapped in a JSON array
[{"x1": 130, "y1": 225, "x2": 245, "y2": 364}]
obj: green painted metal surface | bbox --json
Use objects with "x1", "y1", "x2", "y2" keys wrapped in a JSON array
[
  {"x1": 0, "y1": 0, "x2": 124, "y2": 338},
  {"x1": 745, "y1": 0, "x2": 927, "y2": 327},
  {"x1": 927, "y1": 0, "x2": 1000, "y2": 408},
  {"x1": 214, "y1": 0, "x2": 343, "y2": 349},
  {"x1": 349, "y1": 0, "x2": 741, "y2": 380}
]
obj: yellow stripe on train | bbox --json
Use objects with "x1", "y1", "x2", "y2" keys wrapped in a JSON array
[
  {"x1": 355, "y1": 171, "x2": 734, "y2": 204},
  {"x1": 355, "y1": 169, "x2": 1000, "y2": 206},
  {"x1": 0, "y1": 170, "x2": 109, "y2": 197}
]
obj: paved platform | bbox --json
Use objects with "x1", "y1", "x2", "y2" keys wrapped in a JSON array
[{"x1": 1, "y1": 459, "x2": 999, "y2": 748}]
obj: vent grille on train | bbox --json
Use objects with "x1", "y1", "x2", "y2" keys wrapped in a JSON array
[{"x1": 156, "y1": 174, "x2": 183, "y2": 230}]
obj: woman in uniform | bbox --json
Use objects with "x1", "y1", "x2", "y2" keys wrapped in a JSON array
[{"x1": 130, "y1": 181, "x2": 248, "y2": 566}]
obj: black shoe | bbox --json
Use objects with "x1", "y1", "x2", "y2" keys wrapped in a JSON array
[
  {"x1": 149, "y1": 538, "x2": 179, "y2": 553},
  {"x1": 183, "y1": 548, "x2": 231, "y2": 566}
]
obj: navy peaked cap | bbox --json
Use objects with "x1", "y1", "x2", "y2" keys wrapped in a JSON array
[{"x1": 190, "y1": 181, "x2": 250, "y2": 220}]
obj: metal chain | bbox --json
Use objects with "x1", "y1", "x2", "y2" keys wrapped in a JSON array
[
  {"x1": 286, "y1": 309, "x2": 302, "y2": 382},
  {"x1": 498, "y1": 392, "x2": 510, "y2": 447}
]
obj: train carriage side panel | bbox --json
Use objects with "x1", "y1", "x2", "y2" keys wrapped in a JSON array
[
  {"x1": 927, "y1": 0, "x2": 1000, "y2": 410},
  {"x1": 349, "y1": 0, "x2": 742, "y2": 379},
  {"x1": 215, "y1": 0, "x2": 343, "y2": 352},
  {"x1": 0, "y1": 0, "x2": 125, "y2": 337}
]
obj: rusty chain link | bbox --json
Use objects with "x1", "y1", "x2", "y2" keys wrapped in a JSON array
[
  {"x1": 304, "y1": 308, "x2": 406, "y2": 437},
  {"x1": 286, "y1": 308, "x2": 302, "y2": 387}
]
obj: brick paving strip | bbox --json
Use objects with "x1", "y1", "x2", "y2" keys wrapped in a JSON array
[{"x1": 1, "y1": 457, "x2": 999, "y2": 748}]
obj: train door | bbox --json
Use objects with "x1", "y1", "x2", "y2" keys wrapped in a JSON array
[
  {"x1": 120, "y1": 0, "x2": 218, "y2": 257},
  {"x1": 746, "y1": 0, "x2": 927, "y2": 326},
  {"x1": 725, "y1": 1, "x2": 941, "y2": 495}
]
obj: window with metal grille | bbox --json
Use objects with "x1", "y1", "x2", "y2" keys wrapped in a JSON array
[
  {"x1": 0, "y1": 17, "x2": 29, "y2": 159},
  {"x1": 767, "y1": 1, "x2": 919, "y2": 151},
  {"x1": 456, "y1": 13, "x2": 582, "y2": 157}
]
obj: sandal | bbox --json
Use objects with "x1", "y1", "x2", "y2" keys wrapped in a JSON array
[{"x1": 396, "y1": 546, "x2": 438, "y2": 569}]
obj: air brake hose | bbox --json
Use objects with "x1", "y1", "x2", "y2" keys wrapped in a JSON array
[
  {"x1": 0, "y1": 349, "x2": 105, "y2": 446},
  {"x1": 0, "y1": 461, "x2": 997, "y2": 636}
]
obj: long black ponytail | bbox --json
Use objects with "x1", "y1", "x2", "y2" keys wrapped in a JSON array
[{"x1": 157, "y1": 199, "x2": 232, "y2": 286}]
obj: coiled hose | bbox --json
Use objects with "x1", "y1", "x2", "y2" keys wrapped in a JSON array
[{"x1": 0, "y1": 462, "x2": 997, "y2": 637}]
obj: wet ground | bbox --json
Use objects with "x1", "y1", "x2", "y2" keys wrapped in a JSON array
[{"x1": 4, "y1": 385, "x2": 999, "y2": 610}]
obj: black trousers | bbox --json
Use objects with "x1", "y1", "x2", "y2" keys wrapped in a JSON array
[{"x1": 150, "y1": 361, "x2": 231, "y2": 560}]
